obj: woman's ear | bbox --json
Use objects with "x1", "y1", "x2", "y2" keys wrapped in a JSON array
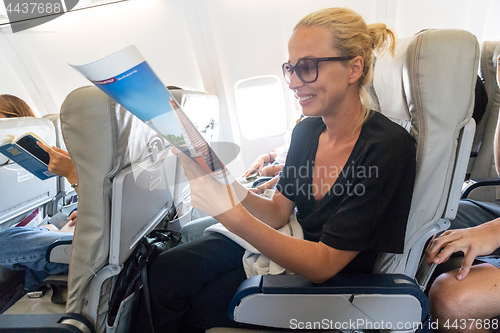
[{"x1": 349, "y1": 56, "x2": 364, "y2": 84}]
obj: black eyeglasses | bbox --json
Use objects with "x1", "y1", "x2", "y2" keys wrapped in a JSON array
[{"x1": 282, "y1": 56, "x2": 353, "y2": 84}]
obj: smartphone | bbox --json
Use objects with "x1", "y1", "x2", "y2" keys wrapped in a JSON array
[{"x1": 16, "y1": 135, "x2": 50, "y2": 165}]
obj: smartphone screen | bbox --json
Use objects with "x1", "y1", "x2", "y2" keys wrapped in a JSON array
[{"x1": 16, "y1": 135, "x2": 50, "y2": 165}]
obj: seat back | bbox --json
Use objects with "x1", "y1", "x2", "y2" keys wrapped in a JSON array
[
  {"x1": 0, "y1": 117, "x2": 58, "y2": 227},
  {"x1": 42, "y1": 114, "x2": 78, "y2": 215},
  {"x1": 60, "y1": 86, "x2": 174, "y2": 331},
  {"x1": 466, "y1": 41, "x2": 500, "y2": 200},
  {"x1": 372, "y1": 29, "x2": 479, "y2": 278}
]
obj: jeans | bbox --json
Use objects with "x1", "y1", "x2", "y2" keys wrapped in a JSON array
[
  {"x1": 0, "y1": 227, "x2": 71, "y2": 291},
  {"x1": 0, "y1": 215, "x2": 217, "y2": 292}
]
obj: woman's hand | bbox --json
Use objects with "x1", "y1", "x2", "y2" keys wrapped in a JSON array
[
  {"x1": 173, "y1": 147, "x2": 247, "y2": 218},
  {"x1": 425, "y1": 218, "x2": 500, "y2": 280},
  {"x1": 37, "y1": 141, "x2": 77, "y2": 184}
]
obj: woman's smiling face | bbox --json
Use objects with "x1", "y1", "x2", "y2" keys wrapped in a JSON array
[{"x1": 287, "y1": 26, "x2": 353, "y2": 118}]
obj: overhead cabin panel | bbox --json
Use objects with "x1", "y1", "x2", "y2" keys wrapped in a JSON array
[{"x1": 0, "y1": 0, "x2": 204, "y2": 115}]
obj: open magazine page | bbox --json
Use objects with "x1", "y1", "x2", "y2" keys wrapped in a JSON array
[{"x1": 71, "y1": 45, "x2": 233, "y2": 185}]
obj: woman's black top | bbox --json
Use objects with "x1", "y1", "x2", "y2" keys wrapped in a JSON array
[{"x1": 276, "y1": 111, "x2": 416, "y2": 274}]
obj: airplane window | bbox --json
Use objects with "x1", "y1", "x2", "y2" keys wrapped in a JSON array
[{"x1": 234, "y1": 75, "x2": 288, "y2": 140}]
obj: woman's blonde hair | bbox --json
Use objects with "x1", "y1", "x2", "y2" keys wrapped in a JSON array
[
  {"x1": 0, "y1": 94, "x2": 36, "y2": 118},
  {"x1": 295, "y1": 7, "x2": 396, "y2": 117}
]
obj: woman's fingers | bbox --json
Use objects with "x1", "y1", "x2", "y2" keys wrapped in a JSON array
[
  {"x1": 37, "y1": 140, "x2": 53, "y2": 154},
  {"x1": 172, "y1": 146, "x2": 245, "y2": 217},
  {"x1": 53, "y1": 146, "x2": 70, "y2": 157},
  {"x1": 457, "y1": 252, "x2": 477, "y2": 280},
  {"x1": 425, "y1": 231, "x2": 461, "y2": 264},
  {"x1": 172, "y1": 147, "x2": 208, "y2": 180}
]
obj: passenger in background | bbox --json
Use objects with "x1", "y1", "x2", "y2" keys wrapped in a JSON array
[
  {"x1": 0, "y1": 95, "x2": 77, "y2": 291},
  {"x1": 0, "y1": 94, "x2": 77, "y2": 186},
  {"x1": 426, "y1": 55, "x2": 500, "y2": 332},
  {"x1": 181, "y1": 116, "x2": 305, "y2": 242},
  {"x1": 0, "y1": 94, "x2": 36, "y2": 118},
  {"x1": 241, "y1": 116, "x2": 303, "y2": 194},
  {"x1": 136, "y1": 7, "x2": 416, "y2": 333}
]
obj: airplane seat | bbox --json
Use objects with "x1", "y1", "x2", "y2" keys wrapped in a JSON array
[
  {"x1": 0, "y1": 117, "x2": 59, "y2": 315},
  {"x1": 0, "y1": 117, "x2": 58, "y2": 229},
  {"x1": 63, "y1": 86, "x2": 176, "y2": 332},
  {"x1": 462, "y1": 41, "x2": 500, "y2": 201},
  {"x1": 42, "y1": 114, "x2": 78, "y2": 216},
  {"x1": 0, "y1": 85, "x2": 175, "y2": 332},
  {"x1": 44, "y1": 87, "x2": 220, "y2": 263},
  {"x1": 208, "y1": 28, "x2": 478, "y2": 332}
]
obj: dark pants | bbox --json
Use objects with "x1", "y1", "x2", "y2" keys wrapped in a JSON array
[{"x1": 134, "y1": 232, "x2": 248, "y2": 333}]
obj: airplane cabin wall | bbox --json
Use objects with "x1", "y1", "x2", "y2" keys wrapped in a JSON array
[
  {"x1": 0, "y1": 39, "x2": 40, "y2": 115},
  {"x1": 0, "y1": 0, "x2": 204, "y2": 115},
  {"x1": 1, "y1": 0, "x2": 500, "y2": 176},
  {"x1": 178, "y1": 0, "x2": 500, "y2": 175},
  {"x1": 183, "y1": 0, "x2": 500, "y2": 176}
]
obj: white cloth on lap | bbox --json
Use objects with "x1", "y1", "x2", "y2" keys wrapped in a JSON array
[{"x1": 204, "y1": 189, "x2": 303, "y2": 278}]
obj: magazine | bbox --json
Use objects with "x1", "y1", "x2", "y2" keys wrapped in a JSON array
[{"x1": 70, "y1": 45, "x2": 234, "y2": 185}]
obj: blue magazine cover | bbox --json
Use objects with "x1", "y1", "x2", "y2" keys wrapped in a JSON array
[{"x1": 71, "y1": 45, "x2": 233, "y2": 185}]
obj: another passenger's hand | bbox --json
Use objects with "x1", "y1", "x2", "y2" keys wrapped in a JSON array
[
  {"x1": 260, "y1": 164, "x2": 283, "y2": 177},
  {"x1": 37, "y1": 141, "x2": 77, "y2": 184},
  {"x1": 425, "y1": 218, "x2": 500, "y2": 280},
  {"x1": 68, "y1": 210, "x2": 77, "y2": 227},
  {"x1": 173, "y1": 147, "x2": 247, "y2": 218},
  {"x1": 43, "y1": 224, "x2": 59, "y2": 231},
  {"x1": 242, "y1": 154, "x2": 267, "y2": 177}
]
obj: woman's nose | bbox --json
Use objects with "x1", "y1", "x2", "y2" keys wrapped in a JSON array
[{"x1": 288, "y1": 70, "x2": 304, "y2": 90}]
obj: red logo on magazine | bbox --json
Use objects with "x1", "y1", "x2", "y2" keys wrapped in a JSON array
[{"x1": 92, "y1": 78, "x2": 117, "y2": 85}]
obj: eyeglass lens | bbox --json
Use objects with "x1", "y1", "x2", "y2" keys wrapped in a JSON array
[{"x1": 283, "y1": 58, "x2": 318, "y2": 84}]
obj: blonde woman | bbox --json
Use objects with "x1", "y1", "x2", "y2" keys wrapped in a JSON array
[{"x1": 136, "y1": 8, "x2": 416, "y2": 332}]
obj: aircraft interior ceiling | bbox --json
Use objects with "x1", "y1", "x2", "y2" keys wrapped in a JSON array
[{"x1": 0, "y1": 0, "x2": 499, "y2": 174}]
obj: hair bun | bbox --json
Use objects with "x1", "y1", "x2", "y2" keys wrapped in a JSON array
[{"x1": 368, "y1": 23, "x2": 396, "y2": 56}]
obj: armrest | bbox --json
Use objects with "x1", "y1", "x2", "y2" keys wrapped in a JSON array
[
  {"x1": 461, "y1": 177, "x2": 500, "y2": 199},
  {"x1": 229, "y1": 274, "x2": 429, "y2": 330},
  {"x1": 32, "y1": 275, "x2": 69, "y2": 305},
  {"x1": 0, "y1": 313, "x2": 95, "y2": 332},
  {"x1": 46, "y1": 235, "x2": 73, "y2": 264}
]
